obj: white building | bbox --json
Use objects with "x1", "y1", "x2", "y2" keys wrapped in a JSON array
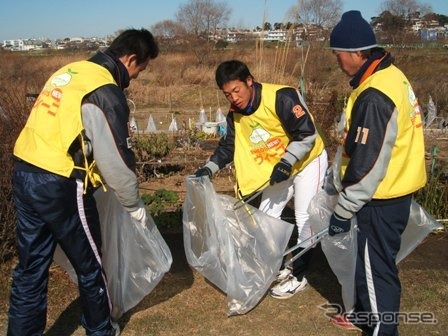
[
  {"x1": 2, "y1": 38, "x2": 44, "y2": 51},
  {"x1": 225, "y1": 30, "x2": 238, "y2": 43},
  {"x1": 263, "y1": 30, "x2": 288, "y2": 42}
]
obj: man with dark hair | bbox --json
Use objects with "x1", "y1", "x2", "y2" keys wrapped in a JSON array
[
  {"x1": 328, "y1": 11, "x2": 426, "y2": 335},
  {"x1": 195, "y1": 60, "x2": 328, "y2": 299},
  {"x1": 8, "y1": 28, "x2": 159, "y2": 336}
]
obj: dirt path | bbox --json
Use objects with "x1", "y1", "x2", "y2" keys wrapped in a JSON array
[{"x1": 1, "y1": 229, "x2": 445, "y2": 335}]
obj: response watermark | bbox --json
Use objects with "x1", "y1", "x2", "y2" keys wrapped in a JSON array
[{"x1": 319, "y1": 303, "x2": 438, "y2": 326}]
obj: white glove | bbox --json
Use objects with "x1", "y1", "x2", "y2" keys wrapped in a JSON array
[{"x1": 128, "y1": 201, "x2": 148, "y2": 230}]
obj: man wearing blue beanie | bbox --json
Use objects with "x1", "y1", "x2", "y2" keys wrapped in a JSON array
[{"x1": 328, "y1": 10, "x2": 427, "y2": 336}]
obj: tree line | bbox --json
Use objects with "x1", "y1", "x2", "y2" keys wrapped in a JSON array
[{"x1": 149, "y1": 0, "x2": 447, "y2": 40}]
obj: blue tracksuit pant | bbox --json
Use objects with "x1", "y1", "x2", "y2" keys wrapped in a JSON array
[
  {"x1": 351, "y1": 195, "x2": 411, "y2": 336},
  {"x1": 8, "y1": 169, "x2": 114, "y2": 336}
]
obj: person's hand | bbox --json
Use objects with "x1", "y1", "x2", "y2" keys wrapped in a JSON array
[
  {"x1": 129, "y1": 203, "x2": 148, "y2": 230},
  {"x1": 270, "y1": 159, "x2": 292, "y2": 185},
  {"x1": 328, "y1": 213, "x2": 351, "y2": 236},
  {"x1": 194, "y1": 166, "x2": 212, "y2": 178}
]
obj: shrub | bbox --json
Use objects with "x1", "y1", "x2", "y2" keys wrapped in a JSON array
[
  {"x1": 0, "y1": 83, "x2": 35, "y2": 261},
  {"x1": 132, "y1": 133, "x2": 175, "y2": 162},
  {"x1": 141, "y1": 189, "x2": 180, "y2": 214},
  {"x1": 414, "y1": 162, "x2": 448, "y2": 224},
  {"x1": 141, "y1": 189, "x2": 182, "y2": 232}
]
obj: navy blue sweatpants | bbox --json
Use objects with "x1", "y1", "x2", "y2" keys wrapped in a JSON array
[
  {"x1": 8, "y1": 170, "x2": 114, "y2": 336},
  {"x1": 352, "y1": 195, "x2": 411, "y2": 336}
]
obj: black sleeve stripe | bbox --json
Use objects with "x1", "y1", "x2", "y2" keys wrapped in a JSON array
[
  {"x1": 275, "y1": 87, "x2": 316, "y2": 141},
  {"x1": 342, "y1": 88, "x2": 396, "y2": 188}
]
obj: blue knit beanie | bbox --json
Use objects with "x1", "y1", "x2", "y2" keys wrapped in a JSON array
[{"x1": 330, "y1": 10, "x2": 377, "y2": 51}]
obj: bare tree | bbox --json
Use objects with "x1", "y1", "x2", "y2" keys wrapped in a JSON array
[
  {"x1": 380, "y1": 0, "x2": 432, "y2": 18},
  {"x1": 288, "y1": 0, "x2": 343, "y2": 27},
  {"x1": 151, "y1": 20, "x2": 186, "y2": 39},
  {"x1": 175, "y1": 0, "x2": 231, "y2": 37}
]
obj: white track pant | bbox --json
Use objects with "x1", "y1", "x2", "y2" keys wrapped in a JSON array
[{"x1": 259, "y1": 150, "x2": 328, "y2": 247}]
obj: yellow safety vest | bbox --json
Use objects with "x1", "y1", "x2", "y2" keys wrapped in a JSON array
[
  {"x1": 14, "y1": 60, "x2": 116, "y2": 188},
  {"x1": 342, "y1": 65, "x2": 426, "y2": 198},
  {"x1": 234, "y1": 83, "x2": 325, "y2": 195}
]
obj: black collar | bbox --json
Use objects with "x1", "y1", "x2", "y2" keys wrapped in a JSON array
[
  {"x1": 87, "y1": 50, "x2": 130, "y2": 89},
  {"x1": 350, "y1": 50, "x2": 392, "y2": 89}
]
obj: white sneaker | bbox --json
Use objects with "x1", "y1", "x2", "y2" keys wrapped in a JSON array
[
  {"x1": 275, "y1": 267, "x2": 292, "y2": 282},
  {"x1": 269, "y1": 275, "x2": 308, "y2": 299},
  {"x1": 111, "y1": 321, "x2": 120, "y2": 336}
]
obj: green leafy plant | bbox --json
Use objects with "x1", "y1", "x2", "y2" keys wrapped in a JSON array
[
  {"x1": 152, "y1": 210, "x2": 183, "y2": 233},
  {"x1": 141, "y1": 189, "x2": 182, "y2": 232}
]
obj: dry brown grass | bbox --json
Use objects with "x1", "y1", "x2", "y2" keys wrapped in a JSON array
[
  {"x1": 1, "y1": 44, "x2": 447, "y2": 335},
  {"x1": 391, "y1": 47, "x2": 448, "y2": 115},
  {"x1": 1, "y1": 43, "x2": 447, "y2": 261}
]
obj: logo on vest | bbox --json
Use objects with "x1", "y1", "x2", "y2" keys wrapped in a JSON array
[
  {"x1": 248, "y1": 124, "x2": 286, "y2": 164},
  {"x1": 249, "y1": 126, "x2": 270, "y2": 144},
  {"x1": 407, "y1": 84, "x2": 422, "y2": 128},
  {"x1": 50, "y1": 68, "x2": 78, "y2": 87}
]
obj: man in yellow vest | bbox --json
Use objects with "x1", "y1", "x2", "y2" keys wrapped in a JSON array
[
  {"x1": 327, "y1": 11, "x2": 426, "y2": 335},
  {"x1": 8, "y1": 29, "x2": 159, "y2": 336},
  {"x1": 195, "y1": 60, "x2": 328, "y2": 299}
]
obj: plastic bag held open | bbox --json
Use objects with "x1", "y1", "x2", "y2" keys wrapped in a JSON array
[
  {"x1": 54, "y1": 189, "x2": 172, "y2": 319},
  {"x1": 182, "y1": 176, "x2": 293, "y2": 316}
]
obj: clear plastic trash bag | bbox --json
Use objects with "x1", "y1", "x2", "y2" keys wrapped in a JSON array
[
  {"x1": 396, "y1": 199, "x2": 443, "y2": 263},
  {"x1": 308, "y1": 189, "x2": 357, "y2": 312},
  {"x1": 308, "y1": 188, "x2": 443, "y2": 312},
  {"x1": 146, "y1": 114, "x2": 157, "y2": 133},
  {"x1": 198, "y1": 108, "x2": 207, "y2": 124},
  {"x1": 54, "y1": 189, "x2": 172, "y2": 319},
  {"x1": 183, "y1": 176, "x2": 294, "y2": 316},
  {"x1": 168, "y1": 117, "x2": 178, "y2": 132},
  {"x1": 215, "y1": 107, "x2": 226, "y2": 122}
]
